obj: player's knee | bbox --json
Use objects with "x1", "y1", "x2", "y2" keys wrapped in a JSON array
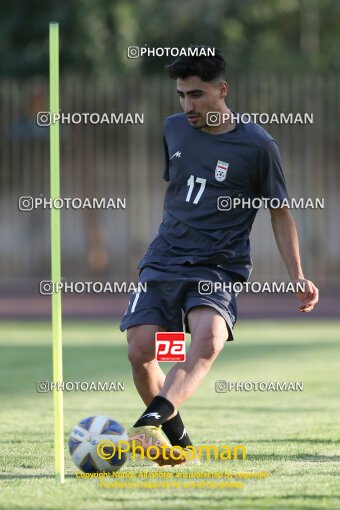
[
  {"x1": 194, "y1": 332, "x2": 225, "y2": 360},
  {"x1": 128, "y1": 342, "x2": 154, "y2": 366},
  {"x1": 127, "y1": 329, "x2": 155, "y2": 366}
]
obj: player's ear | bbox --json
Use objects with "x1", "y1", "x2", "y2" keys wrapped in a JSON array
[{"x1": 219, "y1": 81, "x2": 228, "y2": 99}]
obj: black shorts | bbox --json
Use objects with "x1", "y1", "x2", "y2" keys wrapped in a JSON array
[{"x1": 119, "y1": 264, "x2": 238, "y2": 341}]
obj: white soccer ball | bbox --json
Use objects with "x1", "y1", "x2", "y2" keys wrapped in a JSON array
[{"x1": 69, "y1": 415, "x2": 128, "y2": 472}]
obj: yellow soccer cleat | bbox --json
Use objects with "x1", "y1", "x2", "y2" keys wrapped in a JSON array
[
  {"x1": 128, "y1": 425, "x2": 185, "y2": 467},
  {"x1": 180, "y1": 447, "x2": 202, "y2": 465}
]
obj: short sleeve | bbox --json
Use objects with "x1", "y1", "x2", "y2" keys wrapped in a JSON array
[
  {"x1": 163, "y1": 135, "x2": 170, "y2": 182},
  {"x1": 258, "y1": 140, "x2": 289, "y2": 204}
]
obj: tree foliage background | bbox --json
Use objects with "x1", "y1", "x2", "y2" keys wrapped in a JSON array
[{"x1": 0, "y1": 0, "x2": 339, "y2": 78}]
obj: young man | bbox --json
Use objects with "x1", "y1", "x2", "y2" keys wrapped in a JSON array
[{"x1": 120, "y1": 46, "x2": 319, "y2": 466}]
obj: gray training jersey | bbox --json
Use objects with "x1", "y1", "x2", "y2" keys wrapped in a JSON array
[{"x1": 138, "y1": 112, "x2": 289, "y2": 280}]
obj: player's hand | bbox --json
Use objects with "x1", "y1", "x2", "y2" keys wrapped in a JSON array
[{"x1": 293, "y1": 278, "x2": 319, "y2": 313}]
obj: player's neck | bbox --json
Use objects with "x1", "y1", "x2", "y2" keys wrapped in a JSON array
[{"x1": 202, "y1": 106, "x2": 236, "y2": 135}]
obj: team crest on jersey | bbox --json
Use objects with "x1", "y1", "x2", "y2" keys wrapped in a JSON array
[{"x1": 215, "y1": 160, "x2": 229, "y2": 182}]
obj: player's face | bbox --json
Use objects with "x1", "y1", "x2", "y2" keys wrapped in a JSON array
[{"x1": 176, "y1": 76, "x2": 227, "y2": 129}]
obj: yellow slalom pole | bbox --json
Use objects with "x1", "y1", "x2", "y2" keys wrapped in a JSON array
[{"x1": 49, "y1": 21, "x2": 64, "y2": 483}]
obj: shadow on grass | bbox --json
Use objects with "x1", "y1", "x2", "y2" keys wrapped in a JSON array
[
  {"x1": 189, "y1": 405, "x2": 331, "y2": 413},
  {"x1": 0, "y1": 345, "x2": 130, "y2": 396},
  {"x1": 248, "y1": 438, "x2": 340, "y2": 444},
  {"x1": 94, "y1": 493, "x2": 340, "y2": 508},
  {"x1": 0, "y1": 473, "x2": 82, "y2": 480},
  {"x1": 0, "y1": 474, "x2": 55, "y2": 480},
  {"x1": 250, "y1": 453, "x2": 340, "y2": 462},
  {"x1": 1, "y1": 338, "x2": 339, "y2": 396}
]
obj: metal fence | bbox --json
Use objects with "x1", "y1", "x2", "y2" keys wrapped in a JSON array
[{"x1": 1, "y1": 75, "x2": 339, "y2": 290}]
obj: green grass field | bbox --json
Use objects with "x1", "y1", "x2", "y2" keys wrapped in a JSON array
[{"x1": 0, "y1": 320, "x2": 339, "y2": 510}]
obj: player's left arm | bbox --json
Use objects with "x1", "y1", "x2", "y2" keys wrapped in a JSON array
[{"x1": 270, "y1": 207, "x2": 319, "y2": 312}]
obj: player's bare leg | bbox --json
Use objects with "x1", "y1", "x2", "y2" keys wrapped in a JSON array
[
  {"x1": 129, "y1": 307, "x2": 227, "y2": 466},
  {"x1": 127, "y1": 324, "x2": 194, "y2": 465},
  {"x1": 159, "y1": 306, "x2": 227, "y2": 407},
  {"x1": 127, "y1": 324, "x2": 166, "y2": 405}
]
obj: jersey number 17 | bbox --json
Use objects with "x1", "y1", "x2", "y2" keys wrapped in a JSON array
[{"x1": 185, "y1": 175, "x2": 206, "y2": 205}]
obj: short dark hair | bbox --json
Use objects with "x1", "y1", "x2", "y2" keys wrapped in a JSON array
[{"x1": 166, "y1": 45, "x2": 227, "y2": 82}]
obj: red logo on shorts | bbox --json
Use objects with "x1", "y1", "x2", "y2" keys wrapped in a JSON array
[{"x1": 155, "y1": 332, "x2": 186, "y2": 362}]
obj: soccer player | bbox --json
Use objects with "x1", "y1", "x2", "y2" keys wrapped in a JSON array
[{"x1": 120, "y1": 46, "x2": 319, "y2": 466}]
